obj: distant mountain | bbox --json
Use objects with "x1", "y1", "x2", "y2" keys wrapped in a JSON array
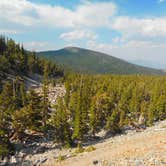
[{"x1": 37, "y1": 47, "x2": 165, "y2": 75}]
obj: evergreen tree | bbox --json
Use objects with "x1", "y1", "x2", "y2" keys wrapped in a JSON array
[
  {"x1": 72, "y1": 90, "x2": 82, "y2": 141},
  {"x1": 64, "y1": 81, "x2": 71, "y2": 107},
  {"x1": 42, "y1": 61, "x2": 50, "y2": 128},
  {"x1": 50, "y1": 98, "x2": 72, "y2": 146},
  {"x1": 0, "y1": 82, "x2": 15, "y2": 156},
  {"x1": 11, "y1": 107, "x2": 28, "y2": 140},
  {"x1": 26, "y1": 90, "x2": 42, "y2": 131},
  {"x1": 156, "y1": 95, "x2": 166, "y2": 120},
  {"x1": 105, "y1": 109, "x2": 120, "y2": 133},
  {"x1": 13, "y1": 76, "x2": 25, "y2": 108},
  {"x1": 0, "y1": 36, "x2": 6, "y2": 54},
  {"x1": 89, "y1": 98, "x2": 97, "y2": 135}
]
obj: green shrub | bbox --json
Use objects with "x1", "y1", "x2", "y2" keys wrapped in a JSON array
[
  {"x1": 85, "y1": 146, "x2": 96, "y2": 152},
  {"x1": 0, "y1": 144, "x2": 9, "y2": 156},
  {"x1": 57, "y1": 155, "x2": 66, "y2": 161},
  {"x1": 74, "y1": 146, "x2": 85, "y2": 154}
]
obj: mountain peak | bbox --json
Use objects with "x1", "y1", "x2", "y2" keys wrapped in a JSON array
[
  {"x1": 63, "y1": 47, "x2": 81, "y2": 53},
  {"x1": 37, "y1": 48, "x2": 165, "y2": 75}
]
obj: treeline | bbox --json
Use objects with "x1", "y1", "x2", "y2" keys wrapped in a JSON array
[
  {"x1": 50, "y1": 74, "x2": 166, "y2": 145},
  {"x1": 0, "y1": 36, "x2": 63, "y2": 78}
]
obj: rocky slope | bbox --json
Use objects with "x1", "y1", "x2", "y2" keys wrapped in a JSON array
[
  {"x1": 2, "y1": 120, "x2": 165, "y2": 166},
  {"x1": 3, "y1": 73, "x2": 43, "y2": 89},
  {"x1": 44, "y1": 120, "x2": 166, "y2": 166},
  {"x1": 34, "y1": 84, "x2": 66, "y2": 106}
]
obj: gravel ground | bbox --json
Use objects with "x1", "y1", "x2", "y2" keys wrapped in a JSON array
[
  {"x1": 44, "y1": 120, "x2": 166, "y2": 166},
  {"x1": 1, "y1": 120, "x2": 166, "y2": 166}
]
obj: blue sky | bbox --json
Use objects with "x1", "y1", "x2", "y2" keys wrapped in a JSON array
[{"x1": 0, "y1": 0, "x2": 166, "y2": 69}]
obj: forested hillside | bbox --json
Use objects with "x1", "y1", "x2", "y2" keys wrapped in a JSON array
[
  {"x1": 0, "y1": 36, "x2": 64, "y2": 157},
  {"x1": 0, "y1": 37, "x2": 166, "y2": 164},
  {"x1": 37, "y1": 47, "x2": 165, "y2": 75},
  {"x1": 54, "y1": 73, "x2": 166, "y2": 144},
  {"x1": 0, "y1": 36, "x2": 63, "y2": 82}
]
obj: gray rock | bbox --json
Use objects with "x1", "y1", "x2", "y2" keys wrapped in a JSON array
[
  {"x1": 22, "y1": 160, "x2": 32, "y2": 166},
  {"x1": 11, "y1": 156, "x2": 17, "y2": 163},
  {"x1": 33, "y1": 146, "x2": 46, "y2": 154},
  {"x1": 0, "y1": 157, "x2": 9, "y2": 166},
  {"x1": 33, "y1": 158, "x2": 47, "y2": 166},
  {"x1": 33, "y1": 159, "x2": 40, "y2": 166},
  {"x1": 40, "y1": 158, "x2": 47, "y2": 164}
]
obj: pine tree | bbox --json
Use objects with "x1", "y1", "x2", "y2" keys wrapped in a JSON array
[
  {"x1": 147, "y1": 103, "x2": 155, "y2": 126},
  {"x1": 26, "y1": 90, "x2": 42, "y2": 131},
  {"x1": 0, "y1": 36, "x2": 6, "y2": 54},
  {"x1": 64, "y1": 81, "x2": 71, "y2": 107},
  {"x1": 0, "y1": 82, "x2": 15, "y2": 156},
  {"x1": 50, "y1": 98, "x2": 72, "y2": 146},
  {"x1": 119, "y1": 110, "x2": 126, "y2": 127},
  {"x1": 156, "y1": 95, "x2": 166, "y2": 120},
  {"x1": 118, "y1": 87, "x2": 131, "y2": 125},
  {"x1": 139, "y1": 101, "x2": 148, "y2": 125},
  {"x1": 11, "y1": 107, "x2": 28, "y2": 140},
  {"x1": 105, "y1": 109, "x2": 120, "y2": 133},
  {"x1": 68, "y1": 91, "x2": 78, "y2": 124},
  {"x1": 72, "y1": 90, "x2": 82, "y2": 141},
  {"x1": 147, "y1": 82, "x2": 160, "y2": 125},
  {"x1": 20, "y1": 83, "x2": 26, "y2": 106},
  {"x1": 129, "y1": 87, "x2": 140, "y2": 121},
  {"x1": 13, "y1": 76, "x2": 25, "y2": 108},
  {"x1": 0, "y1": 109, "x2": 10, "y2": 156},
  {"x1": 89, "y1": 99, "x2": 97, "y2": 135},
  {"x1": 72, "y1": 77, "x2": 90, "y2": 142},
  {"x1": 0, "y1": 56, "x2": 10, "y2": 72},
  {"x1": 42, "y1": 61, "x2": 50, "y2": 128},
  {"x1": 0, "y1": 82, "x2": 16, "y2": 115}
]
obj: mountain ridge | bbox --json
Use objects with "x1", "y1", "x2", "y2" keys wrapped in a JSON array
[{"x1": 37, "y1": 47, "x2": 165, "y2": 75}]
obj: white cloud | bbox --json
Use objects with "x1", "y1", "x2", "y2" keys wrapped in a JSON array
[
  {"x1": 0, "y1": 0, "x2": 116, "y2": 28},
  {"x1": 1, "y1": 0, "x2": 166, "y2": 41},
  {"x1": 0, "y1": 0, "x2": 36, "y2": 26},
  {"x1": 1, "y1": 0, "x2": 166, "y2": 40},
  {"x1": 112, "y1": 16, "x2": 166, "y2": 39},
  {"x1": 74, "y1": 1, "x2": 116, "y2": 27},
  {"x1": 60, "y1": 30, "x2": 97, "y2": 41},
  {"x1": 35, "y1": 5, "x2": 74, "y2": 28}
]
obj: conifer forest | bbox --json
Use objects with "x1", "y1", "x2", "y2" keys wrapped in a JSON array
[{"x1": 0, "y1": 37, "x2": 166, "y2": 158}]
